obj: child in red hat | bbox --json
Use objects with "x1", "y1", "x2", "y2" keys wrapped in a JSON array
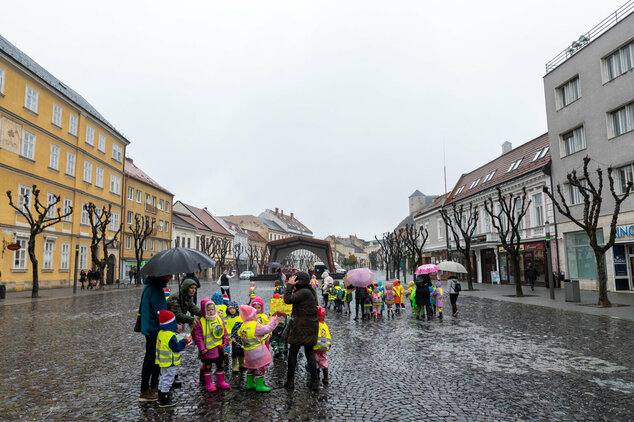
[
  {"x1": 156, "y1": 310, "x2": 189, "y2": 407},
  {"x1": 313, "y1": 306, "x2": 331, "y2": 385}
]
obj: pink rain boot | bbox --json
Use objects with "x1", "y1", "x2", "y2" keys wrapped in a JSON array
[
  {"x1": 204, "y1": 372, "x2": 216, "y2": 392},
  {"x1": 215, "y1": 371, "x2": 231, "y2": 390}
]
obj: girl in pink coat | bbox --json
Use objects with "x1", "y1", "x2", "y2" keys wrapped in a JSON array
[
  {"x1": 237, "y1": 305, "x2": 278, "y2": 392},
  {"x1": 431, "y1": 281, "x2": 445, "y2": 320},
  {"x1": 193, "y1": 298, "x2": 231, "y2": 392}
]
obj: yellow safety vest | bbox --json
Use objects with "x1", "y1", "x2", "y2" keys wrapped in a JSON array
[
  {"x1": 155, "y1": 331, "x2": 181, "y2": 367},
  {"x1": 224, "y1": 315, "x2": 242, "y2": 337},
  {"x1": 216, "y1": 304, "x2": 227, "y2": 319},
  {"x1": 249, "y1": 287, "x2": 256, "y2": 299},
  {"x1": 238, "y1": 320, "x2": 264, "y2": 351},
  {"x1": 201, "y1": 314, "x2": 225, "y2": 350},
  {"x1": 256, "y1": 313, "x2": 269, "y2": 325},
  {"x1": 314, "y1": 322, "x2": 331, "y2": 351}
]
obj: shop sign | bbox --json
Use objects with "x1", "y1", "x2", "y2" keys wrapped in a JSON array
[
  {"x1": 616, "y1": 224, "x2": 634, "y2": 239},
  {"x1": 524, "y1": 242, "x2": 544, "y2": 250},
  {"x1": 7, "y1": 243, "x2": 21, "y2": 251},
  {"x1": 471, "y1": 235, "x2": 487, "y2": 244}
]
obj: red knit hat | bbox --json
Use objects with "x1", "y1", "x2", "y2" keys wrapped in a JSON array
[
  {"x1": 158, "y1": 310, "x2": 175, "y2": 326},
  {"x1": 317, "y1": 306, "x2": 326, "y2": 323}
]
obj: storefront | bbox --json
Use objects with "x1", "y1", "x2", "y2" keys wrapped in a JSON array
[
  {"x1": 498, "y1": 241, "x2": 547, "y2": 285},
  {"x1": 480, "y1": 248, "x2": 497, "y2": 283},
  {"x1": 614, "y1": 224, "x2": 634, "y2": 291}
]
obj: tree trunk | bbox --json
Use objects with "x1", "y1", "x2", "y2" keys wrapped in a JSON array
[
  {"x1": 511, "y1": 254, "x2": 523, "y2": 297},
  {"x1": 28, "y1": 236, "x2": 39, "y2": 298},
  {"x1": 465, "y1": 252, "x2": 474, "y2": 291},
  {"x1": 594, "y1": 248, "x2": 611, "y2": 307}
]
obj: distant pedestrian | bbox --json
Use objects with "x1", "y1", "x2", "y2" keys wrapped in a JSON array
[
  {"x1": 414, "y1": 274, "x2": 432, "y2": 320},
  {"x1": 92, "y1": 269, "x2": 101, "y2": 289},
  {"x1": 80, "y1": 270, "x2": 86, "y2": 290},
  {"x1": 447, "y1": 273, "x2": 461, "y2": 317},
  {"x1": 321, "y1": 277, "x2": 331, "y2": 309},
  {"x1": 384, "y1": 282, "x2": 395, "y2": 318},
  {"x1": 392, "y1": 279, "x2": 404, "y2": 314},
  {"x1": 525, "y1": 263, "x2": 538, "y2": 291},
  {"x1": 86, "y1": 269, "x2": 94, "y2": 290},
  {"x1": 220, "y1": 270, "x2": 231, "y2": 300},
  {"x1": 431, "y1": 281, "x2": 445, "y2": 320},
  {"x1": 353, "y1": 284, "x2": 368, "y2": 320}
]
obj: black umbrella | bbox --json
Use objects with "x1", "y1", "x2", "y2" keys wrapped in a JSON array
[
  {"x1": 139, "y1": 247, "x2": 215, "y2": 278},
  {"x1": 268, "y1": 262, "x2": 282, "y2": 269}
]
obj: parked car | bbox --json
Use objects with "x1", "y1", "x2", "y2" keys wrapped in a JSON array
[
  {"x1": 334, "y1": 264, "x2": 347, "y2": 277},
  {"x1": 239, "y1": 271, "x2": 255, "y2": 280}
]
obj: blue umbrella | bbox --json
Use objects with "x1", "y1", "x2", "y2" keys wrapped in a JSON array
[
  {"x1": 139, "y1": 247, "x2": 215, "y2": 277},
  {"x1": 269, "y1": 262, "x2": 282, "y2": 269}
]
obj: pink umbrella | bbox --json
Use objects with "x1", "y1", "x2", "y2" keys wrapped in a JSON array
[
  {"x1": 346, "y1": 268, "x2": 375, "y2": 287},
  {"x1": 415, "y1": 264, "x2": 439, "y2": 275}
]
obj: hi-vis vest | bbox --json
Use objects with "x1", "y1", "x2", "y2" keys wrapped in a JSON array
[
  {"x1": 249, "y1": 287, "x2": 256, "y2": 299},
  {"x1": 238, "y1": 320, "x2": 264, "y2": 351},
  {"x1": 201, "y1": 314, "x2": 225, "y2": 349},
  {"x1": 314, "y1": 322, "x2": 331, "y2": 351},
  {"x1": 155, "y1": 331, "x2": 181, "y2": 367},
  {"x1": 225, "y1": 315, "x2": 242, "y2": 337},
  {"x1": 216, "y1": 304, "x2": 227, "y2": 319}
]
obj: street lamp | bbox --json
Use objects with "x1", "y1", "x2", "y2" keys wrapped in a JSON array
[
  {"x1": 73, "y1": 245, "x2": 79, "y2": 294},
  {"x1": 545, "y1": 221, "x2": 554, "y2": 300}
]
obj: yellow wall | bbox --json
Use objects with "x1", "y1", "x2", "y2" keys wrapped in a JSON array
[{"x1": 0, "y1": 54, "x2": 127, "y2": 291}]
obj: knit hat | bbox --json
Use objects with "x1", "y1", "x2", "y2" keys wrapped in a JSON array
[
  {"x1": 251, "y1": 296, "x2": 264, "y2": 311},
  {"x1": 239, "y1": 305, "x2": 256, "y2": 322},
  {"x1": 227, "y1": 300, "x2": 239, "y2": 311},
  {"x1": 273, "y1": 293, "x2": 280, "y2": 299},
  {"x1": 158, "y1": 310, "x2": 176, "y2": 327},
  {"x1": 317, "y1": 306, "x2": 326, "y2": 323},
  {"x1": 211, "y1": 291, "x2": 224, "y2": 305},
  {"x1": 222, "y1": 294, "x2": 229, "y2": 304}
]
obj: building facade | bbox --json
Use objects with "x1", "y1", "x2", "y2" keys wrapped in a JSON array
[
  {"x1": 120, "y1": 158, "x2": 173, "y2": 280},
  {"x1": 0, "y1": 35, "x2": 128, "y2": 291},
  {"x1": 259, "y1": 208, "x2": 313, "y2": 238},
  {"x1": 543, "y1": 5, "x2": 634, "y2": 291}
]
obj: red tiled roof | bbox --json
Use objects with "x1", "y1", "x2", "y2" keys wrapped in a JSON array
[
  {"x1": 124, "y1": 159, "x2": 173, "y2": 196},
  {"x1": 245, "y1": 229, "x2": 267, "y2": 243},
  {"x1": 177, "y1": 202, "x2": 231, "y2": 236},
  {"x1": 173, "y1": 212, "x2": 209, "y2": 231},
  {"x1": 447, "y1": 133, "x2": 550, "y2": 204}
]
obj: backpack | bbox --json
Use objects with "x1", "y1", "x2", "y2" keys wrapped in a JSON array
[
  {"x1": 336, "y1": 288, "x2": 345, "y2": 301},
  {"x1": 453, "y1": 280, "x2": 462, "y2": 293}
]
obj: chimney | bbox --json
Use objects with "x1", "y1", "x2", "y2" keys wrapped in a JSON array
[
  {"x1": 290, "y1": 212, "x2": 294, "y2": 220},
  {"x1": 275, "y1": 208, "x2": 278, "y2": 214},
  {"x1": 502, "y1": 141, "x2": 512, "y2": 155},
  {"x1": 281, "y1": 210, "x2": 284, "y2": 216}
]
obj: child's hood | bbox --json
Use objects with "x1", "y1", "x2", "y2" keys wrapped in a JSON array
[
  {"x1": 200, "y1": 298, "x2": 214, "y2": 317},
  {"x1": 435, "y1": 281, "x2": 442, "y2": 288},
  {"x1": 251, "y1": 296, "x2": 264, "y2": 312},
  {"x1": 408, "y1": 281, "x2": 415, "y2": 288},
  {"x1": 211, "y1": 291, "x2": 224, "y2": 305},
  {"x1": 239, "y1": 305, "x2": 257, "y2": 322}
]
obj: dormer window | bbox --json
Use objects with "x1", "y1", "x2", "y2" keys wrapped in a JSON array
[
  {"x1": 507, "y1": 158, "x2": 523, "y2": 173},
  {"x1": 469, "y1": 177, "x2": 481, "y2": 189},
  {"x1": 483, "y1": 170, "x2": 496, "y2": 183}
]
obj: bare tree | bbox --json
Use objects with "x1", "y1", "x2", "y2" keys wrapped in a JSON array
[
  {"x1": 368, "y1": 250, "x2": 379, "y2": 270},
  {"x1": 130, "y1": 214, "x2": 155, "y2": 285},
  {"x1": 376, "y1": 234, "x2": 392, "y2": 279},
  {"x1": 247, "y1": 243, "x2": 260, "y2": 272},
  {"x1": 403, "y1": 223, "x2": 430, "y2": 278},
  {"x1": 440, "y1": 202, "x2": 479, "y2": 290},
  {"x1": 215, "y1": 236, "x2": 232, "y2": 274},
  {"x1": 6, "y1": 185, "x2": 72, "y2": 298},
  {"x1": 485, "y1": 187, "x2": 531, "y2": 297},
  {"x1": 85, "y1": 203, "x2": 122, "y2": 289},
  {"x1": 544, "y1": 156, "x2": 632, "y2": 306},
  {"x1": 257, "y1": 244, "x2": 269, "y2": 274}
]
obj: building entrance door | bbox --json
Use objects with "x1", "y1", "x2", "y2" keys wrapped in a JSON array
[{"x1": 481, "y1": 249, "x2": 496, "y2": 283}]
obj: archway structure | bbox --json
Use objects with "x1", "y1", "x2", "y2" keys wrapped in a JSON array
[{"x1": 262, "y1": 236, "x2": 335, "y2": 274}]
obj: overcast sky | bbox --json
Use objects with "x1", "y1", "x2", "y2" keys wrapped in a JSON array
[{"x1": 1, "y1": 0, "x2": 620, "y2": 239}]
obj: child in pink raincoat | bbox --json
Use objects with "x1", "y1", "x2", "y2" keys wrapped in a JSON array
[
  {"x1": 431, "y1": 281, "x2": 445, "y2": 320},
  {"x1": 193, "y1": 298, "x2": 231, "y2": 392},
  {"x1": 237, "y1": 305, "x2": 278, "y2": 392}
]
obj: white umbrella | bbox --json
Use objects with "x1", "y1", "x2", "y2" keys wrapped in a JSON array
[{"x1": 437, "y1": 261, "x2": 468, "y2": 274}]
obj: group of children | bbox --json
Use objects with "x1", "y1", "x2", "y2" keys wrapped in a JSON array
[
  {"x1": 154, "y1": 281, "x2": 332, "y2": 407},
  {"x1": 404, "y1": 279, "x2": 446, "y2": 320}
]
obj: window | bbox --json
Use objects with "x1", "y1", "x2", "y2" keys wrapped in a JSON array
[
  {"x1": 127, "y1": 210, "x2": 133, "y2": 224},
  {"x1": 568, "y1": 179, "x2": 588, "y2": 205},
  {"x1": 143, "y1": 239, "x2": 148, "y2": 250},
  {"x1": 165, "y1": 202, "x2": 170, "y2": 213},
  {"x1": 146, "y1": 193, "x2": 151, "y2": 205},
  {"x1": 110, "y1": 212, "x2": 119, "y2": 231},
  {"x1": 13, "y1": 238, "x2": 28, "y2": 269},
  {"x1": 98, "y1": 133, "x2": 106, "y2": 152},
  {"x1": 128, "y1": 186, "x2": 134, "y2": 200},
  {"x1": 469, "y1": 177, "x2": 481, "y2": 189},
  {"x1": 52, "y1": 103, "x2": 62, "y2": 127},
  {"x1": 69, "y1": 114, "x2": 78, "y2": 136},
  {"x1": 159, "y1": 199, "x2": 164, "y2": 211},
  {"x1": 164, "y1": 221, "x2": 169, "y2": 232},
  {"x1": 560, "y1": 127, "x2": 586, "y2": 157},
  {"x1": 604, "y1": 41, "x2": 634, "y2": 81},
  {"x1": 46, "y1": 193, "x2": 57, "y2": 218},
  {"x1": 557, "y1": 76, "x2": 580, "y2": 108},
  {"x1": 455, "y1": 185, "x2": 465, "y2": 195},
  {"x1": 483, "y1": 170, "x2": 496, "y2": 183},
  {"x1": 136, "y1": 189, "x2": 141, "y2": 203},
  {"x1": 484, "y1": 212, "x2": 492, "y2": 233},
  {"x1": 21, "y1": 130, "x2": 36, "y2": 159},
  {"x1": 81, "y1": 203, "x2": 89, "y2": 225},
  {"x1": 609, "y1": 101, "x2": 634, "y2": 138},
  {"x1": 566, "y1": 230, "x2": 604, "y2": 279},
  {"x1": 95, "y1": 167, "x2": 104, "y2": 188},
  {"x1": 60, "y1": 243, "x2": 70, "y2": 270},
  {"x1": 0, "y1": 67, "x2": 5, "y2": 93},
  {"x1": 110, "y1": 174, "x2": 121, "y2": 194},
  {"x1": 187, "y1": 238, "x2": 191, "y2": 248},
  {"x1": 17, "y1": 185, "x2": 31, "y2": 213},
  {"x1": 83, "y1": 160, "x2": 92, "y2": 183},
  {"x1": 437, "y1": 218, "x2": 443, "y2": 240},
  {"x1": 43, "y1": 240, "x2": 54, "y2": 270},
  {"x1": 66, "y1": 152, "x2": 76, "y2": 176},
  {"x1": 25, "y1": 85, "x2": 39, "y2": 112},
  {"x1": 617, "y1": 164, "x2": 634, "y2": 194},
  {"x1": 126, "y1": 235, "x2": 132, "y2": 249},
  {"x1": 85, "y1": 125, "x2": 94, "y2": 146},
  {"x1": 532, "y1": 193, "x2": 544, "y2": 227},
  {"x1": 532, "y1": 147, "x2": 549, "y2": 162},
  {"x1": 63, "y1": 198, "x2": 72, "y2": 222},
  {"x1": 49, "y1": 144, "x2": 60, "y2": 170},
  {"x1": 112, "y1": 143, "x2": 122, "y2": 162},
  {"x1": 507, "y1": 158, "x2": 522, "y2": 173},
  {"x1": 159, "y1": 220, "x2": 164, "y2": 231},
  {"x1": 150, "y1": 239, "x2": 155, "y2": 251},
  {"x1": 79, "y1": 245, "x2": 88, "y2": 269}
]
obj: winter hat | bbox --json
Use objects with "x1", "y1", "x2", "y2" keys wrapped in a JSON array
[
  {"x1": 317, "y1": 306, "x2": 326, "y2": 323},
  {"x1": 295, "y1": 271, "x2": 310, "y2": 284},
  {"x1": 158, "y1": 310, "x2": 176, "y2": 327},
  {"x1": 227, "y1": 301, "x2": 239, "y2": 312},
  {"x1": 324, "y1": 276, "x2": 333, "y2": 284},
  {"x1": 200, "y1": 298, "x2": 215, "y2": 317},
  {"x1": 239, "y1": 305, "x2": 256, "y2": 322},
  {"x1": 250, "y1": 281, "x2": 255, "y2": 287},
  {"x1": 211, "y1": 291, "x2": 224, "y2": 305},
  {"x1": 222, "y1": 294, "x2": 229, "y2": 304},
  {"x1": 393, "y1": 279, "x2": 400, "y2": 286},
  {"x1": 251, "y1": 296, "x2": 264, "y2": 312},
  {"x1": 163, "y1": 288, "x2": 171, "y2": 301},
  {"x1": 378, "y1": 280, "x2": 383, "y2": 287},
  {"x1": 273, "y1": 293, "x2": 281, "y2": 299},
  {"x1": 436, "y1": 281, "x2": 442, "y2": 288},
  {"x1": 385, "y1": 282, "x2": 393, "y2": 290}
]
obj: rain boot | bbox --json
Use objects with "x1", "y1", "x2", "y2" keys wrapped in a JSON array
[
  {"x1": 216, "y1": 371, "x2": 231, "y2": 390},
  {"x1": 255, "y1": 376, "x2": 271, "y2": 392},
  {"x1": 158, "y1": 391, "x2": 175, "y2": 407},
  {"x1": 232, "y1": 358, "x2": 239, "y2": 373},
  {"x1": 204, "y1": 372, "x2": 216, "y2": 392},
  {"x1": 245, "y1": 374, "x2": 256, "y2": 390},
  {"x1": 322, "y1": 368, "x2": 329, "y2": 386}
]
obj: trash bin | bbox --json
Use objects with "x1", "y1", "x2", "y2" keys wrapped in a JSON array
[
  {"x1": 0, "y1": 284, "x2": 6, "y2": 300},
  {"x1": 564, "y1": 279, "x2": 580, "y2": 302}
]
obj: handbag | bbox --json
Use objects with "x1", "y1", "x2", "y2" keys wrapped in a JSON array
[
  {"x1": 281, "y1": 316, "x2": 293, "y2": 342},
  {"x1": 133, "y1": 286, "x2": 147, "y2": 333}
]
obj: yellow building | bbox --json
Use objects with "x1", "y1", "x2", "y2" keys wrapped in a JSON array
[
  {"x1": 0, "y1": 35, "x2": 129, "y2": 291},
  {"x1": 120, "y1": 158, "x2": 173, "y2": 280}
]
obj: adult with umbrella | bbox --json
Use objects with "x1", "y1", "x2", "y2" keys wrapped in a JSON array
[
  {"x1": 414, "y1": 273, "x2": 433, "y2": 320},
  {"x1": 283, "y1": 271, "x2": 319, "y2": 391},
  {"x1": 137, "y1": 248, "x2": 215, "y2": 402},
  {"x1": 346, "y1": 268, "x2": 374, "y2": 321}
]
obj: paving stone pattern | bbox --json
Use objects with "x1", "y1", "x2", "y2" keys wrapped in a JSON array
[{"x1": 0, "y1": 280, "x2": 632, "y2": 421}]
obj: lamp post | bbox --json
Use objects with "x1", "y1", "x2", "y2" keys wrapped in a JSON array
[
  {"x1": 73, "y1": 244, "x2": 79, "y2": 294},
  {"x1": 545, "y1": 222, "x2": 554, "y2": 300}
]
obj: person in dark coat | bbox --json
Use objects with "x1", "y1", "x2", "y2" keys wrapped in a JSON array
[
  {"x1": 525, "y1": 263, "x2": 538, "y2": 291},
  {"x1": 80, "y1": 270, "x2": 86, "y2": 290},
  {"x1": 220, "y1": 269, "x2": 231, "y2": 300},
  {"x1": 353, "y1": 285, "x2": 368, "y2": 320},
  {"x1": 86, "y1": 269, "x2": 94, "y2": 290},
  {"x1": 283, "y1": 271, "x2": 319, "y2": 391},
  {"x1": 414, "y1": 274, "x2": 432, "y2": 320}
]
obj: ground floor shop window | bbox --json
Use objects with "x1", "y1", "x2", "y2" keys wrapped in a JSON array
[{"x1": 565, "y1": 230, "x2": 604, "y2": 280}]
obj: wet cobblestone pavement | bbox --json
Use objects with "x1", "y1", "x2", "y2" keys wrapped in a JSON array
[{"x1": 1, "y1": 279, "x2": 632, "y2": 421}]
